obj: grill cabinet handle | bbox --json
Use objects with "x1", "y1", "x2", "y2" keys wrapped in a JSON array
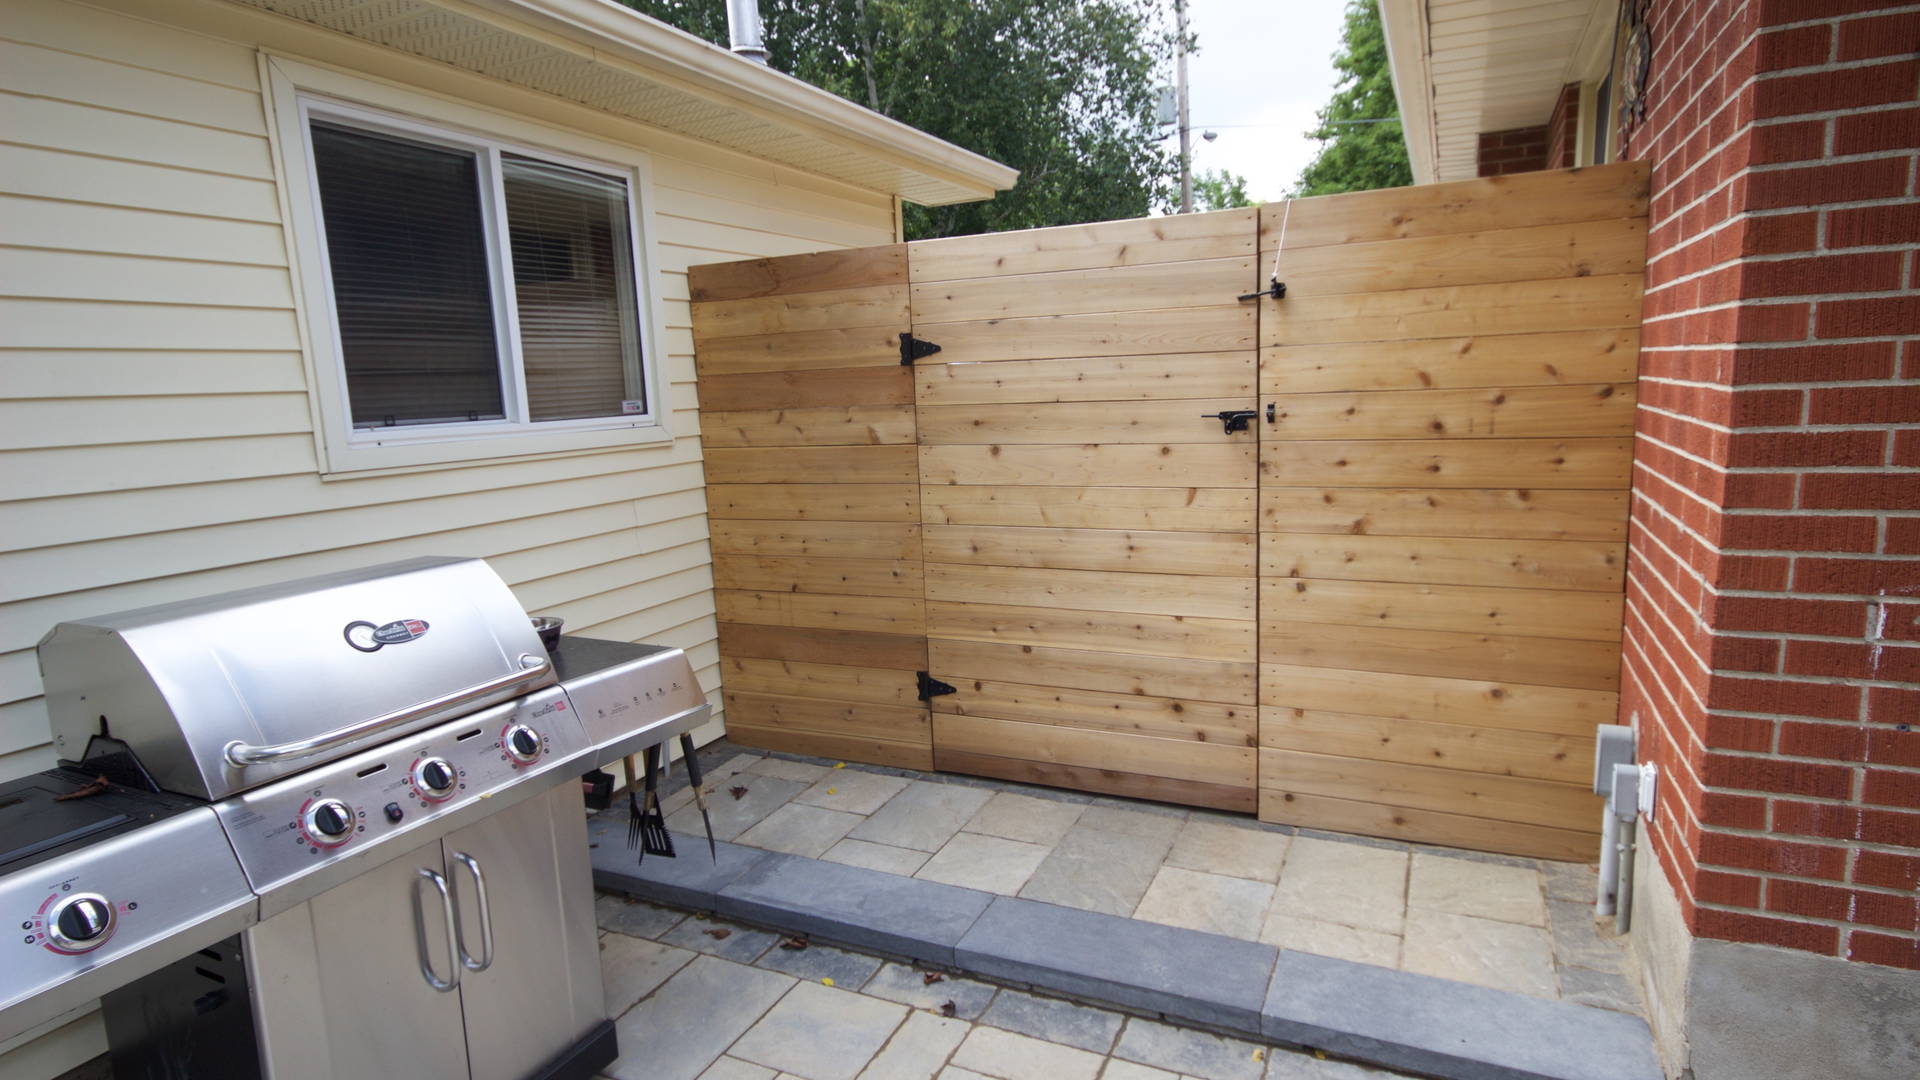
[
  {"x1": 223, "y1": 653, "x2": 551, "y2": 768},
  {"x1": 448, "y1": 851, "x2": 494, "y2": 973},
  {"x1": 412, "y1": 868, "x2": 460, "y2": 993}
]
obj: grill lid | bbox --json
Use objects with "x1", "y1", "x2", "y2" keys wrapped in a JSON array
[{"x1": 39, "y1": 557, "x2": 553, "y2": 802}]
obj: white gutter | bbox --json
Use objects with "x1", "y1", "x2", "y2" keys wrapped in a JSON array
[
  {"x1": 1377, "y1": 0, "x2": 1440, "y2": 186},
  {"x1": 463, "y1": 0, "x2": 1019, "y2": 201}
]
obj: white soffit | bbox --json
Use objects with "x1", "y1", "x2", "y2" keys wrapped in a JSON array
[
  {"x1": 227, "y1": 0, "x2": 1019, "y2": 205},
  {"x1": 1384, "y1": 0, "x2": 1608, "y2": 183}
]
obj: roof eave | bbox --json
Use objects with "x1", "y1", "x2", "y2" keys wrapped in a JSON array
[{"x1": 1379, "y1": 0, "x2": 1440, "y2": 186}]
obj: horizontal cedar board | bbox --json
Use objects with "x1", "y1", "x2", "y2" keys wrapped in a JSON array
[
  {"x1": 928, "y1": 563, "x2": 1254, "y2": 620},
  {"x1": 699, "y1": 366, "x2": 913, "y2": 411},
  {"x1": 706, "y1": 484, "x2": 920, "y2": 522},
  {"x1": 704, "y1": 444, "x2": 919, "y2": 484},
  {"x1": 1263, "y1": 577, "x2": 1621, "y2": 642},
  {"x1": 918, "y1": 398, "x2": 1250, "y2": 445},
  {"x1": 710, "y1": 520, "x2": 921, "y2": 560},
  {"x1": 1270, "y1": 217, "x2": 1646, "y2": 297},
  {"x1": 1257, "y1": 748, "x2": 1594, "y2": 832},
  {"x1": 916, "y1": 352, "x2": 1255, "y2": 406},
  {"x1": 936, "y1": 714, "x2": 1254, "y2": 789},
  {"x1": 1259, "y1": 486, "x2": 1627, "y2": 541},
  {"x1": 928, "y1": 602, "x2": 1255, "y2": 662},
  {"x1": 730, "y1": 724, "x2": 932, "y2": 771},
  {"x1": 723, "y1": 690, "x2": 930, "y2": 743},
  {"x1": 1260, "y1": 622, "x2": 1619, "y2": 691},
  {"x1": 914, "y1": 306, "x2": 1255, "y2": 364},
  {"x1": 1259, "y1": 706, "x2": 1589, "y2": 785},
  {"x1": 691, "y1": 283, "x2": 907, "y2": 340},
  {"x1": 909, "y1": 257, "x2": 1256, "y2": 323},
  {"x1": 1256, "y1": 789, "x2": 1594, "y2": 861},
  {"x1": 922, "y1": 444, "x2": 1256, "y2": 487},
  {"x1": 722, "y1": 657, "x2": 920, "y2": 706},
  {"x1": 1260, "y1": 330, "x2": 1637, "y2": 394},
  {"x1": 688, "y1": 245, "x2": 905, "y2": 302},
  {"x1": 692, "y1": 325, "x2": 901, "y2": 375},
  {"x1": 1265, "y1": 163, "x2": 1649, "y2": 249},
  {"x1": 922, "y1": 485, "x2": 1255, "y2": 531},
  {"x1": 713, "y1": 555, "x2": 923, "y2": 598},
  {"x1": 1259, "y1": 662, "x2": 1615, "y2": 737},
  {"x1": 1264, "y1": 383, "x2": 1634, "y2": 441},
  {"x1": 931, "y1": 639, "x2": 1256, "y2": 705},
  {"x1": 718, "y1": 623, "x2": 926, "y2": 670},
  {"x1": 937, "y1": 678, "x2": 1255, "y2": 746},
  {"x1": 1261, "y1": 275, "x2": 1642, "y2": 347},
  {"x1": 1260, "y1": 532, "x2": 1624, "y2": 592},
  {"x1": 715, "y1": 590, "x2": 925, "y2": 635},
  {"x1": 909, "y1": 208, "x2": 1254, "y2": 281},
  {"x1": 925, "y1": 524, "x2": 1254, "y2": 576},
  {"x1": 940, "y1": 749, "x2": 1256, "y2": 812},
  {"x1": 1259, "y1": 438, "x2": 1633, "y2": 489},
  {"x1": 700, "y1": 404, "x2": 916, "y2": 447}
]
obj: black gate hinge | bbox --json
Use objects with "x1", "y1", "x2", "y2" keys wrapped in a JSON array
[
  {"x1": 900, "y1": 333, "x2": 942, "y2": 365},
  {"x1": 917, "y1": 671, "x2": 957, "y2": 701},
  {"x1": 1236, "y1": 279, "x2": 1286, "y2": 302}
]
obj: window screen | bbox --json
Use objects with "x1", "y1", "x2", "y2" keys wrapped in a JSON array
[
  {"x1": 503, "y1": 155, "x2": 646, "y2": 422},
  {"x1": 309, "y1": 122, "x2": 504, "y2": 429}
]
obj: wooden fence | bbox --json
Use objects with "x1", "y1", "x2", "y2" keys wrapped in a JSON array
[{"x1": 690, "y1": 162, "x2": 1649, "y2": 859}]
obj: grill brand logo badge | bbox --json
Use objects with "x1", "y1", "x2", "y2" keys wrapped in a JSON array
[{"x1": 343, "y1": 618, "x2": 430, "y2": 652}]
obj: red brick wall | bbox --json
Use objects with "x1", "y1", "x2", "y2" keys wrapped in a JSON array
[
  {"x1": 1622, "y1": 0, "x2": 1920, "y2": 970},
  {"x1": 1476, "y1": 125, "x2": 1550, "y2": 176},
  {"x1": 1546, "y1": 83, "x2": 1582, "y2": 169}
]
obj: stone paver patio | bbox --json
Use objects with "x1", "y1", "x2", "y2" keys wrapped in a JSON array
[
  {"x1": 592, "y1": 893, "x2": 1410, "y2": 1080},
  {"x1": 643, "y1": 742, "x2": 1641, "y2": 1016}
]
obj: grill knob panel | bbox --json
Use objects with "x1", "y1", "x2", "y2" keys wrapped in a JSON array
[
  {"x1": 503, "y1": 724, "x2": 542, "y2": 764},
  {"x1": 413, "y1": 757, "x2": 457, "y2": 800},
  {"x1": 48, "y1": 893, "x2": 115, "y2": 952},
  {"x1": 306, "y1": 798, "x2": 355, "y2": 842}
]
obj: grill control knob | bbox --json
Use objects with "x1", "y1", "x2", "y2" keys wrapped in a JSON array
[
  {"x1": 48, "y1": 894, "x2": 115, "y2": 952},
  {"x1": 306, "y1": 798, "x2": 355, "y2": 842},
  {"x1": 503, "y1": 724, "x2": 542, "y2": 763},
  {"x1": 413, "y1": 757, "x2": 457, "y2": 799}
]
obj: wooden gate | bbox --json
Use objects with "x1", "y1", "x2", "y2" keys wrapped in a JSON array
[
  {"x1": 909, "y1": 211, "x2": 1263, "y2": 812},
  {"x1": 689, "y1": 162, "x2": 1649, "y2": 857}
]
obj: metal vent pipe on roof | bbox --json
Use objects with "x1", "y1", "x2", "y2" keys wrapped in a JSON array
[{"x1": 725, "y1": 0, "x2": 769, "y2": 64}]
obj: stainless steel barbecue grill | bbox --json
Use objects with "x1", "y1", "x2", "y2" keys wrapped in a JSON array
[{"x1": 3, "y1": 556, "x2": 709, "y2": 1079}]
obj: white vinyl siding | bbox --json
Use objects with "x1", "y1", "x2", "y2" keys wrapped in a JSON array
[{"x1": 0, "y1": 0, "x2": 894, "y2": 803}]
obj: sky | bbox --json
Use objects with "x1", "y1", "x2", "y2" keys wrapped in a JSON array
[{"x1": 1176, "y1": 0, "x2": 1349, "y2": 202}]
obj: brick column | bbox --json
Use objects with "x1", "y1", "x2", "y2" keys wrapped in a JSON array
[
  {"x1": 1476, "y1": 125, "x2": 1550, "y2": 176},
  {"x1": 1623, "y1": 0, "x2": 1919, "y2": 971}
]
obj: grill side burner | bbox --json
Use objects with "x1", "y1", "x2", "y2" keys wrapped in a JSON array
[{"x1": 6, "y1": 558, "x2": 709, "y2": 1078}]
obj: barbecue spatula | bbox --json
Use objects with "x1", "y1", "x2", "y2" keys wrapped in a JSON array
[
  {"x1": 636, "y1": 743, "x2": 675, "y2": 861},
  {"x1": 679, "y1": 733, "x2": 717, "y2": 862}
]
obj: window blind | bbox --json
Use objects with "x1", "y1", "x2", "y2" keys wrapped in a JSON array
[{"x1": 309, "y1": 122, "x2": 504, "y2": 429}]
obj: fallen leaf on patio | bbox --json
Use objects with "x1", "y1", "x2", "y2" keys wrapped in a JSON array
[
  {"x1": 728, "y1": 785, "x2": 749, "y2": 800},
  {"x1": 938, "y1": 1001, "x2": 957, "y2": 1018},
  {"x1": 822, "y1": 977, "x2": 835, "y2": 986},
  {"x1": 1251, "y1": 1049, "x2": 1264, "y2": 1062},
  {"x1": 826, "y1": 787, "x2": 837, "y2": 795},
  {"x1": 779, "y1": 937, "x2": 809, "y2": 951},
  {"x1": 703, "y1": 928, "x2": 732, "y2": 940},
  {"x1": 833, "y1": 762, "x2": 845, "y2": 769},
  {"x1": 921, "y1": 972, "x2": 945, "y2": 985}
]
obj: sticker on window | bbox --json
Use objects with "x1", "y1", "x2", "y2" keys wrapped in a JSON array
[{"x1": 621, "y1": 400, "x2": 644, "y2": 415}]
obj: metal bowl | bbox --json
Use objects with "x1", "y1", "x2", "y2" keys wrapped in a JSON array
[{"x1": 531, "y1": 616, "x2": 564, "y2": 652}]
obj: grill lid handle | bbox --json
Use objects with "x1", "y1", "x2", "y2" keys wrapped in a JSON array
[{"x1": 223, "y1": 652, "x2": 551, "y2": 769}]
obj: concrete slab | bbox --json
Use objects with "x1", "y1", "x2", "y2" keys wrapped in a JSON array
[
  {"x1": 590, "y1": 826, "x2": 770, "y2": 911},
  {"x1": 729, "y1": 980, "x2": 908, "y2": 1080},
  {"x1": 716, "y1": 851, "x2": 994, "y2": 966},
  {"x1": 1112, "y1": 1016, "x2": 1267, "y2": 1080},
  {"x1": 955, "y1": 896, "x2": 1278, "y2": 1033},
  {"x1": 754, "y1": 939, "x2": 885, "y2": 988},
  {"x1": 977, "y1": 988, "x2": 1123, "y2": 1055},
  {"x1": 1261, "y1": 949, "x2": 1662, "y2": 1080},
  {"x1": 862, "y1": 961, "x2": 999, "y2": 1020},
  {"x1": 606, "y1": 955, "x2": 794, "y2": 1080}
]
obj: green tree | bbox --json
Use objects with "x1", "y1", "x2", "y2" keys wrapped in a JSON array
[
  {"x1": 1295, "y1": 0, "x2": 1412, "y2": 196},
  {"x1": 1192, "y1": 168, "x2": 1253, "y2": 211},
  {"x1": 624, "y1": 0, "x2": 1177, "y2": 239}
]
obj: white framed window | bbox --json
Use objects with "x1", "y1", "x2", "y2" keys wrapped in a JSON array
[{"x1": 265, "y1": 58, "x2": 672, "y2": 475}]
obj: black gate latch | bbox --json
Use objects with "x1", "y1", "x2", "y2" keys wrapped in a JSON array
[
  {"x1": 900, "y1": 333, "x2": 942, "y2": 365},
  {"x1": 1203, "y1": 410, "x2": 1259, "y2": 435},
  {"x1": 1236, "y1": 279, "x2": 1286, "y2": 302},
  {"x1": 917, "y1": 671, "x2": 957, "y2": 701}
]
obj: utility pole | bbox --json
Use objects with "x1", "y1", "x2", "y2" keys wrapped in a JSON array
[{"x1": 1176, "y1": 0, "x2": 1192, "y2": 213}]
